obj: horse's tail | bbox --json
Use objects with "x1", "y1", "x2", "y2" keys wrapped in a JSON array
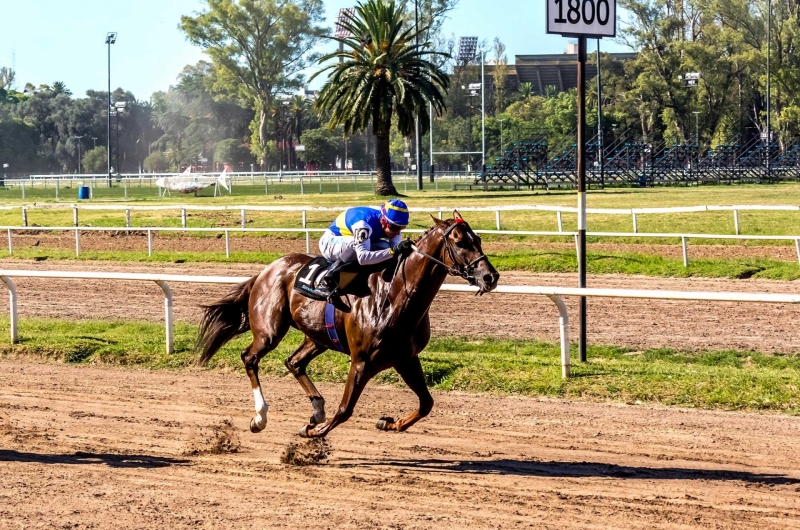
[{"x1": 196, "y1": 275, "x2": 256, "y2": 366}]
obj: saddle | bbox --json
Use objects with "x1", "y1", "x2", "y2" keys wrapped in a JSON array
[{"x1": 292, "y1": 256, "x2": 396, "y2": 303}]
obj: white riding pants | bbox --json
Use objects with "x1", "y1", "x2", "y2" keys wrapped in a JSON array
[{"x1": 318, "y1": 230, "x2": 394, "y2": 265}]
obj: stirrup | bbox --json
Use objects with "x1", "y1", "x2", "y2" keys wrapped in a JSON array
[{"x1": 327, "y1": 291, "x2": 349, "y2": 312}]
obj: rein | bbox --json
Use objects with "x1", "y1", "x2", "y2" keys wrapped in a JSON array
[{"x1": 411, "y1": 221, "x2": 489, "y2": 290}]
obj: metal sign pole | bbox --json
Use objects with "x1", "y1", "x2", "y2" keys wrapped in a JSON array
[{"x1": 577, "y1": 37, "x2": 588, "y2": 363}]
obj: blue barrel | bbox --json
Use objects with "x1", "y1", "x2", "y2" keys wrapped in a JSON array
[{"x1": 78, "y1": 186, "x2": 90, "y2": 199}]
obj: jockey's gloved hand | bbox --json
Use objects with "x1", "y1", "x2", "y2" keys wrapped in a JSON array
[{"x1": 392, "y1": 239, "x2": 414, "y2": 257}]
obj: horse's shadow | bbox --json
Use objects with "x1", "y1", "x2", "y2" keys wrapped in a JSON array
[
  {"x1": 337, "y1": 457, "x2": 800, "y2": 485},
  {"x1": 0, "y1": 449, "x2": 189, "y2": 469}
]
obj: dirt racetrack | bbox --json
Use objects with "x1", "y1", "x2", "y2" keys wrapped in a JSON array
[
  {"x1": 1, "y1": 358, "x2": 799, "y2": 529},
  {"x1": 1, "y1": 260, "x2": 799, "y2": 353}
]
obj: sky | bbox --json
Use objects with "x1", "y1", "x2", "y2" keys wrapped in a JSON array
[{"x1": 0, "y1": 0, "x2": 632, "y2": 101}]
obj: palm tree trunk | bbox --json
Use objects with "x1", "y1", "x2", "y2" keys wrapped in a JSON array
[{"x1": 374, "y1": 126, "x2": 398, "y2": 195}]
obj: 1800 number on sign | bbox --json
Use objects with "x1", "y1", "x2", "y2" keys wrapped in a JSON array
[{"x1": 546, "y1": 0, "x2": 616, "y2": 38}]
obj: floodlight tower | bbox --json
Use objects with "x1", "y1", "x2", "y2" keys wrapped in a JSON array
[
  {"x1": 335, "y1": 8, "x2": 356, "y2": 171},
  {"x1": 105, "y1": 32, "x2": 117, "y2": 187}
]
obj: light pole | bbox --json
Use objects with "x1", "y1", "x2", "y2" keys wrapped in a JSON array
[
  {"x1": 414, "y1": 0, "x2": 423, "y2": 189},
  {"x1": 766, "y1": 0, "x2": 772, "y2": 180},
  {"x1": 497, "y1": 118, "x2": 505, "y2": 156},
  {"x1": 91, "y1": 137, "x2": 97, "y2": 149},
  {"x1": 74, "y1": 135, "x2": 84, "y2": 174},
  {"x1": 113, "y1": 101, "x2": 126, "y2": 176},
  {"x1": 692, "y1": 111, "x2": 700, "y2": 146},
  {"x1": 105, "y1": 32, "x2": 117, "y2": 187}
]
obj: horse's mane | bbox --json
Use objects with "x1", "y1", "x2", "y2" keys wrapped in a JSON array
[{"x1": 413, "y1": 218, "x2": 454, "y2": 245}]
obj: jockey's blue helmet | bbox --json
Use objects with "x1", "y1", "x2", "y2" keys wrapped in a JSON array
[{"x1": 380, "y1": 198, "x2": 409, "y2": 228}]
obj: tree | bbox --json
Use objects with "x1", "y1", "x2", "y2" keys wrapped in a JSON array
[
  {"x1": 82, "y1": 147, "x2": 108, "y2": 173},
  {"x1": 492, "y1": 38, "x2": 508, "y2": 115},
  {"x1": 181, "y1": 0, "x2": 326, "y2": 168},
  {"x1": 143, "y1": 151, "x2": 169, "y2": 172},
  {"x1": 312, "y1": 0, "x2": 449, "y2": 195},
  {"x1": 297, "y1": 128, "x2": 341, "y2": 168},
  {"x1": 214, "y1": 138, "x2": 252, "y2": 168}
]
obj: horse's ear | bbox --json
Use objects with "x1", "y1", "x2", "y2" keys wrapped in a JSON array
[
  {"x1": 453, "y1": 209, "x2": 463, "y2": 221},
  {"x1": 430, "y1": 214, "x2": 447, "y2": 227}
]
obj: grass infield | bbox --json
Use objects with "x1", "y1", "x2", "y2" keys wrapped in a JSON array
[{"x1": 1, "y1": 318, "x2": 798, "y2": 415}]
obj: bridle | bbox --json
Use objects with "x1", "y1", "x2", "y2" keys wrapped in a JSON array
[{"x1": 410, "y1": 220, "x2": 490, "y2": 290}]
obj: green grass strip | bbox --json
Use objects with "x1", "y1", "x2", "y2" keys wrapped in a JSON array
[
  {"x1": 4, "y1": 247, "x2": 800, "y2": 280},
  {"x1": 1, "y1": 317, "x2": 798, "y2": 414}
]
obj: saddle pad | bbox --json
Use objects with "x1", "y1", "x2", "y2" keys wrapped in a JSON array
[{"x1": 292, "y1": 256, "x2": 332, "y2": 301}]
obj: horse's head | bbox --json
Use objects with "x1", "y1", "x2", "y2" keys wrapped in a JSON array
[{"x1": 429, "y1": 210, "x2": 499, "y2": 295}]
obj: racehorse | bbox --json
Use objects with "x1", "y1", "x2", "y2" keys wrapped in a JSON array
[{"x1": 197, "y1": 211, "x2": 499, "y2": 438}]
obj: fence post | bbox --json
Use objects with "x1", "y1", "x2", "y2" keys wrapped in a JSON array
[
  {"x1": 73, "y1": 206, "x2": 78, "y2": 227},
  {"x1": 55, "y1": 180, "x2": 59, "y2": 200},
  {"x1": 495, "y1": 210, "x2": 501, "y2": 230},
  {"x1": 1, "y1": 276, "x2": 18, "y2": 343},
  {"x1": 557, "y1": 211, "x2": 563, "y2": 232},
  {"x1": 181, "y1": 208, "x2": 187, "y2": 228},
  {"x1": 438, "y1": 209, "x2": 443, "y2": 220},
  {"x1": 546, "y1": 294, "x2": 570, "y2": 379},
  {"x1": 733, "y1": 209, "x2": 740, "y2": 235},
  {"x1": 225, "y1": 230, "x2": 230, "y2": 258},
  {"x1": 795, "y1": 239, "x2": 800, "y2": 266},
  {"x1": 574, "y1": 234, "x2": 579, "y2": 260},
  {"x1": 125, "y1": 209, "x2": 131, "y2": 229},
  {"x1": 302, "y1": 210, "x2": 307, "y2": 228},
  {"x1": 300, "y1": 176, "x2": 304, "y2": 195},
  {"x1": 265, "y1": 176, "x2": 269, "y2": 195},
  {"x1": 147, "y1": 230, "x2": 153, "y2": 257},
  {"x1": 241, "y1": 208, "x2": 246, "y2": 229},
  {"x1": 632, "y1": 212, "x2": 638, "y2": 233},
  {"x1": 155, "y1": 280, "x2": 174, "y2": 354},
  {"x1": 21, "y1": 207, "x2": 27, "y2": 227},
  {"x1": 7, "y1": 229, "x2": 12, "y2": 256},
  {"x1": 681, "y1": 236, "x2": 689, "y2": 267},
  {"x1": 21, "y1": 182, "x2": 25, "y2": 199},
  {"x1": 74, "y1": 228, "x2": 80, "y2": 257}
]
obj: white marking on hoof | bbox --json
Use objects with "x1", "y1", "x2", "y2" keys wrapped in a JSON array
[
  {"x1": 375, "y1": 416, "x2": 395, "y2": 431},
  {"x1": 251, "y1": 388, "x2": 268, "y2": 432},
  {"x1": 298, "y1": 425, "x2": 312, "y2": 438}
]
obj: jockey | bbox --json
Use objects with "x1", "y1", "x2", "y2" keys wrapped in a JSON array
[{"x1": 316, "y1": 198, "x2": 414, "y2": 298}]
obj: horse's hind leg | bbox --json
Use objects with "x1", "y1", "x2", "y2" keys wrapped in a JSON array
[
  {"x1": 285, "y1": 337, "x2": 328, "y2": 425},
  {"x1": 243, "y1": 322, "x2": 289, "y2": 433},
  {"x1": 376, "y1": 356, "x2": 433, "y2": 432}
]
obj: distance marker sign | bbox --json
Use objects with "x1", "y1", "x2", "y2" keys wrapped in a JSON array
[{"x1": 546, "y1": 0, "x2": 616, "y2": 38}]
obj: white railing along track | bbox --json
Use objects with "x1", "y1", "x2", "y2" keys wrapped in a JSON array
[{"x1": 2, "y1": 270, "x2": 800, "y2": 379}]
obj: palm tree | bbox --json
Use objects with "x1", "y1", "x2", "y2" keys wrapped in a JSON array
[
  {"x1": 312, "y1": 0, "x2": 449, "y2": 195},
  {"x1": 517, "y1": 82, "x2": 534, "y2": 99}
]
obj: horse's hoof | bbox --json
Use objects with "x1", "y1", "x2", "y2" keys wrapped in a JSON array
[
  {"x1": 375, "y1": 416, "x2": 395, "y2": 431},
  {"x1": 250, "y1": 417, "x2": 266, "y2": 433},
  {"x1": 298, "y1": 425, "x2": 312, "y2": 438}
]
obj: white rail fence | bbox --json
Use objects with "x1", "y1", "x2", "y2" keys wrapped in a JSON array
[
  {"x1": 2, "y1": 269, "x2": 800, "y2": 379},
  {"x1": 2, "y1": 203, "x2": 799, "y2": 236},
  {"x1": 2, "y1": 172, "x2": 478, "y2": 198},
  {"x1": 3, "y1": 224, "x2": 800, "y2": 267}
]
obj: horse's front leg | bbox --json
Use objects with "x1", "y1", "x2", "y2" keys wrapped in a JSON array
[
  {"x1": 300, "y1": 360, "x2": 373, "y2": 438},
  {"x1": 375, "y1": 355, "x2": 433, "y2": 432}
]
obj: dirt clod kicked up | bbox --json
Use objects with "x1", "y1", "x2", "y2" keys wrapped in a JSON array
[
  {"x1": 281, "y1": 438, "x2": 332, "y2": 466},
  {"x1": 182, "y1": 418, "x2": 241, "y2": 455}
]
